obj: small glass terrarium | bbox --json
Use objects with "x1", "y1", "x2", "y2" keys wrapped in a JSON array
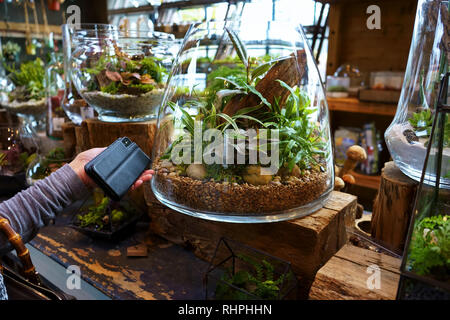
[
  {"x1": 151, "y1": 21, "x2": 334, "y2": 223},
  {"x1": 26, "y1": 147, "x2": 71, "y2": 185},
  {"x1": 397, "y1": 73, "x2": 450, "y2": 300},
  {"x1": 70, "y1": 188, "x2": 143, "y2": 240},
  {"x1": 70, "y1": 29, "x2": 177, "y2": 122},
  {"x1": 0, "y1": 125, "x2": 37, "y2": 195},
  {"x1": 1, "y1": 58, "x2": 47, "y2": 132},
  {"x1": 385, "y1": 0, "x2": 450, "y2": 186},
  {"x1": 204, "y1": 238, "x2": 298, "y2": 300}
]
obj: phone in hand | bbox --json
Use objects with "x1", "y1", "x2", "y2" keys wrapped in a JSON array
[{"x1": 84, "y1": 137, "x2": 151, "y2": 201}]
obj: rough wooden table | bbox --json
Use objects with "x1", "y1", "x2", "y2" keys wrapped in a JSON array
[
  {"x1": 309, "y1": 244, "x2": 401, "y2": 300},
  {"x1": 29, "y1": 206, "x2": 208, "y2": 300},
  {"x1": 145, "y1": 189, "x2": 358, "y2": 297}
]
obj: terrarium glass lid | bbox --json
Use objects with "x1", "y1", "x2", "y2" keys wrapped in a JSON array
[{"x1": 150, "y1": 20, "x2": 334, "y2": 223}]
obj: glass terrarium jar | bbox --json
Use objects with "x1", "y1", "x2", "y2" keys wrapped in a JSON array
[
  {"x1": 205, "y1": 238, "x2": 298, "y2": 300},
  {"x1": 70, "y1": 29, "x2": 177, "y2": 122},
  {"x1": 385, "y1": 0, "x2": 450, "y2": 187},
  {"x1": 0, "y1": 125, "x2": 37, "y2": 195},
  {"x1": 1, "y1": 58, "x2": 47, "y2": 133},
  {"x1": 397, "y1": 73, "x2": 450, "y2": 299},
  {"x1": 61, "y1": 24, "x2": 114, "y2": 125},
  {"x1": 151, "y1": 21, "x2": 334, "y2": 223},
  {"x1": 45, "y1": 51, "x2": 67, "y2": 140},
  {"x1": 26, "y1": 147, "x2": 71, "y2": 185}
]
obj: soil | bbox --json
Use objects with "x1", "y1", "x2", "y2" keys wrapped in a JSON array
[
  {"x1": 82, "y1": 88, "x2": 165, "y2": 118},
  {"x1": 152, "y1": 159, "x2": 330, "y2": 214},
  {"x1": 1, "y1": 98, "x2": 46, "y2": 117}
]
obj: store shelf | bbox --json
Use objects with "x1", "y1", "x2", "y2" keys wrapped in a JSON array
[
  {"x1": 327, "y1": 97, "x2": 397, "y2": 117},
  {"x1": 351, "y1": 171, "x2": 381, "y2": 190}
]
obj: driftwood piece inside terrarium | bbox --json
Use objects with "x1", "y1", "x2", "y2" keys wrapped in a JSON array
[
  {"x1": 371, "y1": 161, "x2": 418, "y2": 252},
  {"x1": 222, "y1": 49, "x2": 307, "y2": 117}
]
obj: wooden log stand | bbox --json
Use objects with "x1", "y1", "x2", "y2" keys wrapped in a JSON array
[
  {"x1": 309, "y1": 244, "x2": 401, "y2": 300},
  {"x1": 65, "y1": 118, "x2": 158, "y2": 209},
  {"x1": 144, "y1": 187, "x2": 357, "y2": 297},
  {"x1": 371, "y1": 161, "x2": 418, "y2": 252}
]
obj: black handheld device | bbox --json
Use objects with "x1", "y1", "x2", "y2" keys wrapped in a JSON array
[{"x1": 84, "y1": 137, "x2": 151, "y2": 201}]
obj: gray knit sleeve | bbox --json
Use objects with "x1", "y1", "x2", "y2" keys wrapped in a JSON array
[{"x1": 0, "y1": 164, "x2": 90, "y2": 254}]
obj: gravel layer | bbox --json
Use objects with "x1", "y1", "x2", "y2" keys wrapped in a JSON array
[{"x1": 152, "y1": 160, "x2": 330, "y2": 214}]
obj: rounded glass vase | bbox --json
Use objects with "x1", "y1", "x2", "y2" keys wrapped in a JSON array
[
  {"x1": 151, "y1": 21, "x2": 334, "y2": 223},
  {"x1": 70, "y1": 29, "x2": 178, "y2": 122},
  {"x1": 385, "y1": 0, "x2": 450, "y2": 188},
  {"x1": 61, "y1": 24, "x2": 116, "y2": 125}
]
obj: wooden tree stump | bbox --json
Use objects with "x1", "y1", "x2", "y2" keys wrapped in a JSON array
[
  {"x1": 371, "y1": 161, "x2": 418, "y2": 252},
  {"x1": 62, "y1": 122, "x2": 77, "y2": 158},
  {"x1": 309, "y1": 244, "x2": 401, "y2": 300}
]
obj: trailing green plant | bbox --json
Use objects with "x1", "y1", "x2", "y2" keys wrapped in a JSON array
[
  {"x1": 408, "y1": 215, "x2": 450, "y2": 280},
  {"x1": 6, "y1": 58, "x2": 45, "y2": 101},
  {"x1": 214, "y1": 254, "x2": 286, "y2": 300}
]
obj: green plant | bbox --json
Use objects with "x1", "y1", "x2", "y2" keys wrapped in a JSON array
[
  {"x1": 161, "y1": 30, "x2": 326, "y2": 181},
  {"x1": 409, "y1": 109, "x2": 433, "y2": 134},
  {"x1": 6, "y1": 58, "x2": 45, "y2": 101},
  {"x1": 76, "y1": 197, "x2": 130, "y2": 231},
  {"x1": 261, "y1": 80, "x2": 327, "y2": 171},
  {"x1": 84, "y1": 48, "x2": 167, "y2": 95},
  {"x1": 215, "y1": 254, "x2": 286, "y2": 300},
  {"x1": 408, "y1": 215, "x2": 450, "y2": 280},
  {"x1": 31, "y1": 147, "x2": 66, "y2": 180},
  {"x1": 2, "y1": 41, "x2": 21, "y2": 59}
]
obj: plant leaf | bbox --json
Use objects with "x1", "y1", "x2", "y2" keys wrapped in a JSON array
[
  {"x1": 225, "y1": 27, "x2": 248, "y2": 68},
  {"x1": 250, "y1": 57, "x2": 288, "y2": 81},
  {"x1": 243, "y1": 83, "x2": 271, "y2": 108}
]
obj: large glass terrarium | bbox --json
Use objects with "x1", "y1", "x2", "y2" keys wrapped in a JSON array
[
  {"x1": 397, "y1": 73, "x2": 450, "y2": 300},
  {"x1": 151, "y1": 21, "x2": 334, "y2": 223},
  {"x1": 385, "y1": 0, "x2": 450, "y2": 187}
]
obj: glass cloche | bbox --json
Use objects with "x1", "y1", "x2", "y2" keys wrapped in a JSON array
[
  {"x1": 70, "y1": 29, "x2": 178, "y2": 122},
  {"x1": 150, "y1": 21, "x2": 334, "y2": 223},
  {"x1": 385, "y1": 0, "x2": 450, "y2": 187}
]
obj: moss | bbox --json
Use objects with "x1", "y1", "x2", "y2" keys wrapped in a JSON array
[
  {"x1": 140, "y1": 57, "x2": 165, "y2": 83},
  {"x1": 101, "y1": 82, "x2": 119, "y2": 94},
  {"x1": 128, "y1": 83, "x2": 154, "y2": 93}
]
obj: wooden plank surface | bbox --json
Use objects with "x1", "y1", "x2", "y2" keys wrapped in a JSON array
[
  {"x1": 309, "y1": 244, "x2": 401, "y2": 300},
  {"x1": 145, "y1": 189, "x2": 357, "y2": 297},
  {"x1": 327, "y1": 97, "x2": 397, "y2": 116},
  {"x1": 29, "y1": 205, "x2": 208, "y2": 300}
]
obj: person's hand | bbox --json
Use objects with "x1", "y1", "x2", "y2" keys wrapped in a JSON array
[{"x1": 69, "y1": 148, "x2": 154, "y2": 189}]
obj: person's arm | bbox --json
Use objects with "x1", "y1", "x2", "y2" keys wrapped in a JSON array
[
  {"x1": 0, "y1": 164, "x2": 89, "y2": 254},
  {"x1": 0, "y1": 148, "x2": 154, "y2": 254}
]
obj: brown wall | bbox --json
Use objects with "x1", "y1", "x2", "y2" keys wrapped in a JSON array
[{"x1": 327, "y1": 0, "x2": 417, "y2": 76}]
